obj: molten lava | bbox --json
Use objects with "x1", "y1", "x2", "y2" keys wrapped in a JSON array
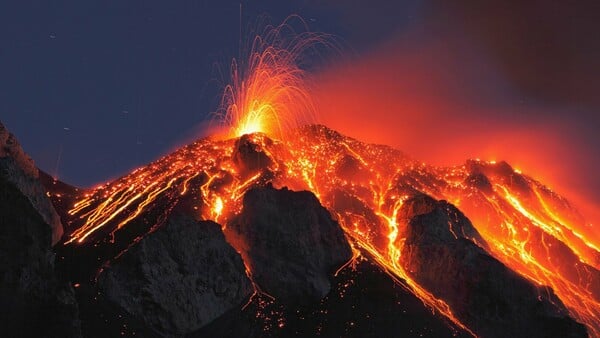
[
  {"x1": 213, "y1": 16, "x2": 334, "y2": 140},
  {"x1": 62, "y1": 125, "x2": 600, "y2": 336},
  {"x1": 60, "y1": 17, "x2": 600, "y2": 338}
]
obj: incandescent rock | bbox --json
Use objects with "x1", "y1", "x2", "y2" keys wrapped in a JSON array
[
  {"x1": 227, "y1": 185, "x2": 353, "y2": 304},
  {"x1": 0, "y1": 121, "x2": 63, "y2": 244},
  {"x1": 0, "y1": 175, "x2": 81, "y2": 337},
  {"x1": 397, "y1": 194, "x2": 587, "y2": 338},
  {"x1": 98, "y1": 216, "x2": 253, "y2": 336}
]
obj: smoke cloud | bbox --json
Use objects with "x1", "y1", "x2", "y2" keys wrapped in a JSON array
[{"x1": 310, "y1": 1, "x2": 600, "y2": 234}]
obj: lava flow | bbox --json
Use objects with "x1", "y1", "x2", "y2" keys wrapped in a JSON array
[{"x1": 59, "y1": 18, "x2": 600, "y2": 338}]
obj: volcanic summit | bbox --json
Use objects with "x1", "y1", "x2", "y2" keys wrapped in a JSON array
[
  {"x1": 1, "y1": 119, "x2": 599, "y2": 337},
  {"x1": 2, "y1": 13, "x2": 600, "y2": 338}
]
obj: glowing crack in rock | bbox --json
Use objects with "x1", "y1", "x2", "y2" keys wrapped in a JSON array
[{"x1": 61, "y1": 17, "x2": 600, "y2": 338}]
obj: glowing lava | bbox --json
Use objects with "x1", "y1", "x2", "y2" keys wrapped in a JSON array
[
  {"x1": 59, "y1": 17, "x2": 600, "y2": 338},
  {"x1": 62, "y1": 125, "x2": 600, "y2": 336},
  {"x1": 213, "y1": 16, "x2": 332, "y2": 140}
]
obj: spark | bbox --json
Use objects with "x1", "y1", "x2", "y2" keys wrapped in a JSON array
[
  {"x1": 60, "y1": 18, "x2": 600, "y2": 338},
  {"x1": 213, "y1": 16, "x2": 337, "y2": 140}
]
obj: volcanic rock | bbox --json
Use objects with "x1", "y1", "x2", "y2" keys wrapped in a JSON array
[
  {"x1": 397, "y1": 194, "x2": 587, "y2": 338},
  {"x1": 97, "y1": 216, "x2": 253, "y2": 336},
  {"x1": 465, "y1": 159, "x2": 530, "y2": 194},
  {"x1": 196, "y1": 259, "x2": 473, "y2": 338},
  {"x1": 0, "y1": 174, "x2": 81, "y2": 337},
  {"x1": 227, "y1": 185, "x2": 353, "y2": 304},
  {"x1": 232, "y1": 133, "x2": 274, "y2": 177},
  {"x1": 464, "y1": 172, "x2": 493, "y2": 193},
  {"x1": 39, "y1": 170, "x2": 82, "y2": 233},
  {"x1": 326, "y1": 189, "x2": 389, "y2": 249},
  {"x1": 0, "y1": 121, "x2": 63, "y2": 244}
]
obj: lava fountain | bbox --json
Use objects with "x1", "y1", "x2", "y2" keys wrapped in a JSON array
[
  {"x1": 59, "y1": 17, "x2": 600, "y2": 337},
  {"x1": 214, "y1": 15, "x2": 335, "y2": 140}
]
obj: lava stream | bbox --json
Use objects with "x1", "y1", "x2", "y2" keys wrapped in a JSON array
[{"x1": 60, "y1": 17, "x2": 600, "y2": 337}]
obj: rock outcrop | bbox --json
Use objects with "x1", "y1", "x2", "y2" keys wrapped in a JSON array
[
  {"x1": 0, "y1": 122, "x2": 63, "y2": 244},
  {"x1": 232, "y1": 133, "x2": 274, "y2": 178},
  {"x1": 0, "y1": 175, "x2": 81, "y2": 337},
  {"x1": 397, "y1": 194, "x2": 587, "y2": 338},
  {"x1": 98, "y1": 216, "x2": 253, "y2": 336},
  {"x1": 227, "y1": 185, "x2": 353, "y2": 304}
]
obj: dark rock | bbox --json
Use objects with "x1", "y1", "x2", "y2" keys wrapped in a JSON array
[
  {"x1": 465, "y1": 159, "x2": 530, "y2": 194},
  {"x1": 232, "y1": 134, "x2": 274, "y2": 177},
  {"x1": 326, "y1": 189, "x2": 389, "y2": 250},
  {"x1": 397, "y1": 195, "x2": 587, "y2": 338},
  {"x1": 38, "y1": 170, "x2": 83, "y2": 234},
  {"x1": 334, "y1": 155, "x2": 362, "y2": 179},
  {"x1": 98, "y1": 216, "x2": 253, "y2": 336},
  {"x1": 0, "y1": 175, "x2": 81, "y2": 337},
  {"x1": 195, "y1": 259, "x2": 472, "y2": 338},
  {"x1": 398, "y1": 194, "x2": 487, "y2": 248},
  {"x1": 227, "y1": 185, "x2": 353, "y2": 304},
  {"x1": 0, "y1": 121, "x2": 37, "y2": 177},
  {"x1": 0, "y1": 122, "x2": 63, "y2": 244},
  {"x1": 464, "y1": 172, "x2": 493, "y2": 193}
]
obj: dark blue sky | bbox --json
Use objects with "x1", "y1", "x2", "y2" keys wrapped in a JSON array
[
  {"x1": 1, "y1": 1, "x2": 598, "y2": 190},
  {"x1": 0, "y1": 0, "x2": 420, "y2": 186}
]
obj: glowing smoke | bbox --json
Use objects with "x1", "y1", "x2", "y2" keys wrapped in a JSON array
[{"x1": 311, "y1": 16, "x2": 600, "y2": 243}]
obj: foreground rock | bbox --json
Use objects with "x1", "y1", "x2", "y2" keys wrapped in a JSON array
[
  {"x1": 227, "y1": 185, "x2": 353, "y2": 304},
  {"x1": 0, "y1": 121, "x2": 63, "y2": 244},
  {"x1": 98, "y1": 216, "x2": 253, "y2": 336},
  {"x1": 0, "y1": 175, "x2": 81, "y2": 337},
  {"x1": 397, "y1": 194, "x2": 587, "y2": 338},
  {"x1": 196, "y1": 259, "x2": 473, "y2": 338}
]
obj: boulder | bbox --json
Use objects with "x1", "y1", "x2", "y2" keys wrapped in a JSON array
[
  {"x1": 0, "y1": 121, "x2": 63, "y2": 244},
  {"x1": 98, "y1": 216, "x2": 253, "y2": 336},
  {"x1": 227, "y1": 185, "x2": 353, "y2": 304},
  {"x1": 397, "y1": 194, "x2": 587, "y2": 338},
  {"x1": 0, "y1": 175, "x2": 81, "y2": 337},
  {"x1": 232, "y1": 134, "x2": 274, "y2": 177}
]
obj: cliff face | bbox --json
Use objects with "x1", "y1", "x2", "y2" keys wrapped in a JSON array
[
  {"x1": 3, "y1": 119, "x2": 595, "y2": 337},
  {"x1": 227, "y1": 185, "x2": 353, "y2": 304},
  {"x1": 0, "y1": 174, "x2": 80, "y2": 337},
  {"x1": 397, "y1": 194, "x2": 587, "y2": 338},
  {"x1": 98, "y1": 216, "x2": 254, "y2": 336},
  {"x1": 0, "y1": 122, "x2": 63, "y2": 244}
]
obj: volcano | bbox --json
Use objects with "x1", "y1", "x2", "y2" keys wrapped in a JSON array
[
  {"x1": 2, "y1": 15, "x2": 599, "y2": 338},
  {"x1": 2, "y1": 119, "x2": 599, "y2": 337}
]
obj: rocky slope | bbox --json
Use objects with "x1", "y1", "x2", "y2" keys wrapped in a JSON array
[
  {"x1": 398, "y1": 194, "x2": 587, "y2": 338},
  {"x1": 1, "y1": 120, "x2": 593, "y2": 337},
  {"x1": 227, "y1": 185, "x2": 353, "y2": 304},
  {"x1": 0, "y1": 174, "x2": 80, "y2": 337},
  {"x1": 98, "y1": 216, "x2": 253, "y2": 336},
  {"x1": 0, "y1": 122, "x2": 63, "y2": 244}
]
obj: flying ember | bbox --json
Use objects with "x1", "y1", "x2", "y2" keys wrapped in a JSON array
[
  {"x1": 59, "y1": 17, "x2": 600, "y2": 338},
  {"x1": 214, "y1": 16, "x2": 331, "y2": 140}
]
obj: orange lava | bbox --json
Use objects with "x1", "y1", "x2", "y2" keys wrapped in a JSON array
[
  {"x1": 63, "y1": 126, "x2": 600, "y2": 336},
  {"x1": 62, "y1": 18, "x2": 600, "y2": 338},
  {"x1": 213, "y1": 16, "x2": 335, "y2": 140}
]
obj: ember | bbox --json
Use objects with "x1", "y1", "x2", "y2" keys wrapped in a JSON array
[{"x1": 60, "y1": 17, "x2": 600, "y2": 337}]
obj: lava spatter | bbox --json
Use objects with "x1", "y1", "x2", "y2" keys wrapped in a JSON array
[
  {"x1": 58, "y1": 17, "x2": 600, "y2": 337},
  {"x1": 60, "y1": 124, "x2": 600, "y2": 336}
]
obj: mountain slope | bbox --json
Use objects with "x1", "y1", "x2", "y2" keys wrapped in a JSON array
[{"x1": 41, "y1": 124, "x2": 598, "y2": 336}]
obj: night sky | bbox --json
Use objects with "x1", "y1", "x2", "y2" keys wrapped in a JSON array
[{"x1": 2, "y1": 1, "x2": 599, "y2": 213}]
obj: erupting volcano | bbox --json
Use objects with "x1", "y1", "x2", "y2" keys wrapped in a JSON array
[{"x1": 2, "y1": 16, "x2": 599, "y2": 338}]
